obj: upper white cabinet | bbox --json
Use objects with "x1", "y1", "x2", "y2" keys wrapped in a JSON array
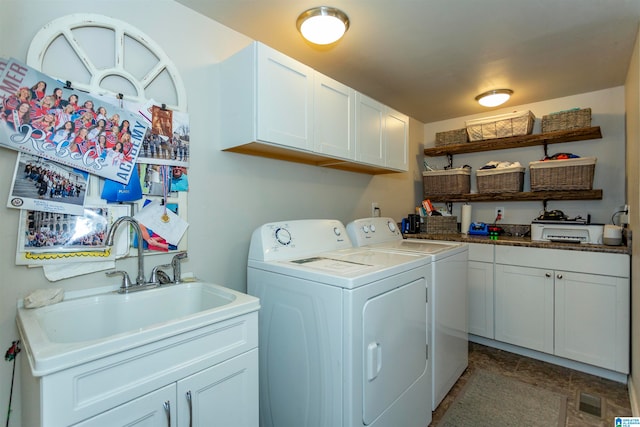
[
  {"x1": 256, "y1": 45, "x2": 314, "y2": 150},
  {"x1": 385, "y1": 107, "x2": 409, "y2": 171},
  {"x1": 354, "y1": 93, "x2": 409, "y2": 170},
  {"x1": 220, "y1": 42, "x2": 313, "y2": 152},
  {"x1": 220, "y1": 42, "x2": 408, "y2": 174},
  {"x1": 314, "y1": 73, "x2": 355, "y2": 160},
  {"x1": 355, "y1": 93, "x2": 385, "y2": 166}
]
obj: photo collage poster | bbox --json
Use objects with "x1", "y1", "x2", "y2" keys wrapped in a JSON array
[
  {"x1": 0, "y1": 58, "x2": 149, "y2": 184},
  {"x1": 0, "y1": 59, "x2": 189, "y2": 265}
]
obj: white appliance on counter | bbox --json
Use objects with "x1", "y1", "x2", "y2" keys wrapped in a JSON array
[
  {"x1": 531, "y1": 220, "x2": 604, "y2": 244},
  {"x1": 346, "y1": 217, "x2": 469, "y2": 411},
  {"x1": 247, "y1": 219, "x2": 431, "y2": 427}
]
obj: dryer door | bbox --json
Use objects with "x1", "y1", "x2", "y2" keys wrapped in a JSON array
[{"x1": 362, "y1": 279, "x2": 426, "y2": 424}]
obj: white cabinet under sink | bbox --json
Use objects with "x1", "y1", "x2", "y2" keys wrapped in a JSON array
[
  {"x1": 21, "y1": 311, "x2": 259, "y2": 427},
  {"x1": 220, "y1": 41, "x2": 408, "y2": 174},
  {"x1": 74, "y1": 349, "x2": 258, "y2": 427}
]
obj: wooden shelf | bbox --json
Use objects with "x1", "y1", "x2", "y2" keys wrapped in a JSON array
[
  {"x1": 424, "y1": 189, "x2": 603, "y2": 203},
  {"x1": 424, "y1": 127, "x2": 602, "y2": 157}
]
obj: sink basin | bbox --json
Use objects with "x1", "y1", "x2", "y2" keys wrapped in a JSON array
[{"x1": 17, "y1": 281, "x2": 260, "y2": 376}]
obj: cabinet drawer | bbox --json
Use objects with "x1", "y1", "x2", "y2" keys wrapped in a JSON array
[
  {"x1": 468, "y1": 243, "x2": 494, "y2": 262},
  {"x1": 495, "y1": 245, "x2": 629, "y2": 277}
]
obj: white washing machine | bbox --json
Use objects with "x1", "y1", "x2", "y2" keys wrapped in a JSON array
[
  {"x1": 247, "y1": 219, "x2": 431, "y2": 427},
  {"x1": 346, "y1": 217, "x2": 468, "y2": 411}
]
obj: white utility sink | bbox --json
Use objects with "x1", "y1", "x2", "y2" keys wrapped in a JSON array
[{"x1": 17, "y1": 281, "x2": 260, "y2": 376}]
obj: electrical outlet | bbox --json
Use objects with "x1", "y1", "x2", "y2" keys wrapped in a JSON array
[
  {"x1": 495, "y1": 207, "x2": 505, "y2": 221},
  {"x1": 621, "y1": 204, "x2": 630, "y2": 225},
  {"x1": 371, "y1": 202, "x2": 380, "y2": 217}
]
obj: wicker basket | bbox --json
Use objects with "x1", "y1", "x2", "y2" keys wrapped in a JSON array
[
  {"x1": 476, "y1": 166, "x2": 525, "y2": 193},
  {"x1": 465, "y1": 110, "x2": 535, "y2": 141},
  {"x1": 435, "y1": 128, "x2": 468, "y2": 146},
  {"x1": 423, "y1": 168, "x2": 470, "y2": 196},
  {"x1": 529, "y1": 157, "x2": 596, "y2": 191},
  {"x1": 541, "y1": 108, "x2": 591, "y2": 133},
  {"x1": 421, "y1": 215, "x2": 458, "y2": 234}
]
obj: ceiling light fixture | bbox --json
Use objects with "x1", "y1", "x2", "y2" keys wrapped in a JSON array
[
  {"x1": 297, "y1": 6, "x2": 350, "y2": 45},
  {"x1": 475, "y1": 89, "x2": 514, "y2": 107}
]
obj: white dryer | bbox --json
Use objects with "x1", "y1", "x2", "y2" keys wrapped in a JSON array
[
  {"x1": 346, "y1": 217, "x2": 469, "y2": 410},
  {"x1": 247, "y1": 219, "x2": 431, "y2": 427}
]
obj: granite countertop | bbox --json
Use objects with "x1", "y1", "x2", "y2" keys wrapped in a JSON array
[{"x1": 404, "y1": 232, "x2": 631, "y2": 255}]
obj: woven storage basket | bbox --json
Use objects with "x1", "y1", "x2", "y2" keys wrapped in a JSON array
[
  {"x1": 421, "y1": 216, "x2": 458, "y2": 234},
  {"x1": 465, "y1": 110, "x2": 535, "y2": 141},
  {"x1": 529, "y1": 157, "x2": 596, "y2": 191},
  {"x1": 422, "y1": 168, "x2": 470, "y2": 196},
  {"x1": 476, "y1": 166, "x2": 525, "y2": 193},
  {"x1": 435, "y1": 128, "x2": 468, "y2": 146},
  {"x1": 541, "y1": 108, "x2": 591, "y2": 133}
]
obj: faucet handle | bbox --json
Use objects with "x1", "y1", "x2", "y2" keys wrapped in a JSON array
[
  {"x1": 171, "y1": 252, "x2": 188, "y2": 283},
  {"x1": 106, "y1": 270, "x2": 132, "y2": 291},
  {"x1": 150, "y1": 264, "x2": 172, "y2": 285}
]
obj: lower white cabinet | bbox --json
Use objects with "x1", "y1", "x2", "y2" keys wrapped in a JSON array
[
  {"x1": 74, "y1": 350, "x2": 259, "y2": 427},
  {"x1": 467, "y1": 243, "x2": 494, "y2": 339},
  {"x1": 22, "y1": 312, "x2": 259, "y2": 427},
  {"x1": 555, "y1": 271, "x2": 629, "y2": 372},
  {"x1": 494, "y1": 264, "x2": 554, "y2": 353},
  {"x1": 73, "y1": 384, "x2": 176, "y2": 426},
  {"x1": 493, "y1": 245, "x2": 629, "y2": 373}
]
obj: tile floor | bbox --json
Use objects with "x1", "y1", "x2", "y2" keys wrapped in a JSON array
[{"x1": 430, "y1": 342, "x2": 633, "y2": 427}]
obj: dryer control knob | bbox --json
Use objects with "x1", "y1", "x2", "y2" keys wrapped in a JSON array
[
  {"x1": 333, "y1": 227, "x2": 342, "y2": 237},
  {"x1": 275, "y1": 227, "x2": 292, "y2": 246},
  {"x1": 388, "y1": 221, "x2": 397, "y2": 232},
  {"x1": 370, "y1": 224, "x2": 376, "y2": 232}
]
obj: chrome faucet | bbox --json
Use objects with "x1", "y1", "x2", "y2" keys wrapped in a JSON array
[{"x1": 105, "y1": 216, "x2": 146, "y2": 286}]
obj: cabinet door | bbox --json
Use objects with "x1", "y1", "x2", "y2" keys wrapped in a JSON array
[
  {"x1": 468, "y1": 260, "x2": 494, "y2": 338},
  {"x1": 495, "y1": 264, "x2": 554, "y2": 353},
  {"x1": 73, "y1": 384, "x2": 176, "y2": 427},
  {"x1": 555, "y1": 271, "x2": 630, "y2": 372},
  {"x1": 256, "y1": 44, "x2": 314, "y2": 150},
  {"x1": 384, "y1": 108, "x2": 408, "y2": 171},
  {"x1": 354, "y1": 92, "x2": 385, "y2": 166},
  {"x1": 177, "y1": 349, "x2": 258, "y2": 427},
  {"x1": 314, "y1": 73, "x2": 355, "y2": 159}
]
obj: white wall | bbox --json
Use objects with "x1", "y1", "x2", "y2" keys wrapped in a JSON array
[
  {"x1": 424, "y1": 88, "x2": 626, "y2": 226},
  {"x1": 0, "y1": 2, "x2": 421, "y2": 425},
  {"x1": 625, "y1": 24, "x2": 640, "y2": 416}
]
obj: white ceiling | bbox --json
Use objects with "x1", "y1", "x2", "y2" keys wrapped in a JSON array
[{"x1": 176, "y1": 0, "x2": 640, "y2": 124}]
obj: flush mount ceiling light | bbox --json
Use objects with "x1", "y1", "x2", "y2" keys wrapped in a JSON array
[
  {"x1": 475, "y1": 89, "x2": 514, "y2": 107},
  {"x1": 297, "y1": 6, "x2": 350, "y2": 45}
]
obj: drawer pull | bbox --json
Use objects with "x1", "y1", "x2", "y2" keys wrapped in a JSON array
[
  {"x1": 186, "y1": 390, "x2": 193, "y2": 427},
  {"x1": 163, "y1": 400, "x2": 171, "y2": 426}
]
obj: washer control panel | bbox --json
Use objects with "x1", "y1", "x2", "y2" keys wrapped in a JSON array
[
  {"x1": 346, "y1": 217, "x2": 402, "y2": 246},
  {"x1": 249, "y1": 219, "x2": 353, "y2": 261}
]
